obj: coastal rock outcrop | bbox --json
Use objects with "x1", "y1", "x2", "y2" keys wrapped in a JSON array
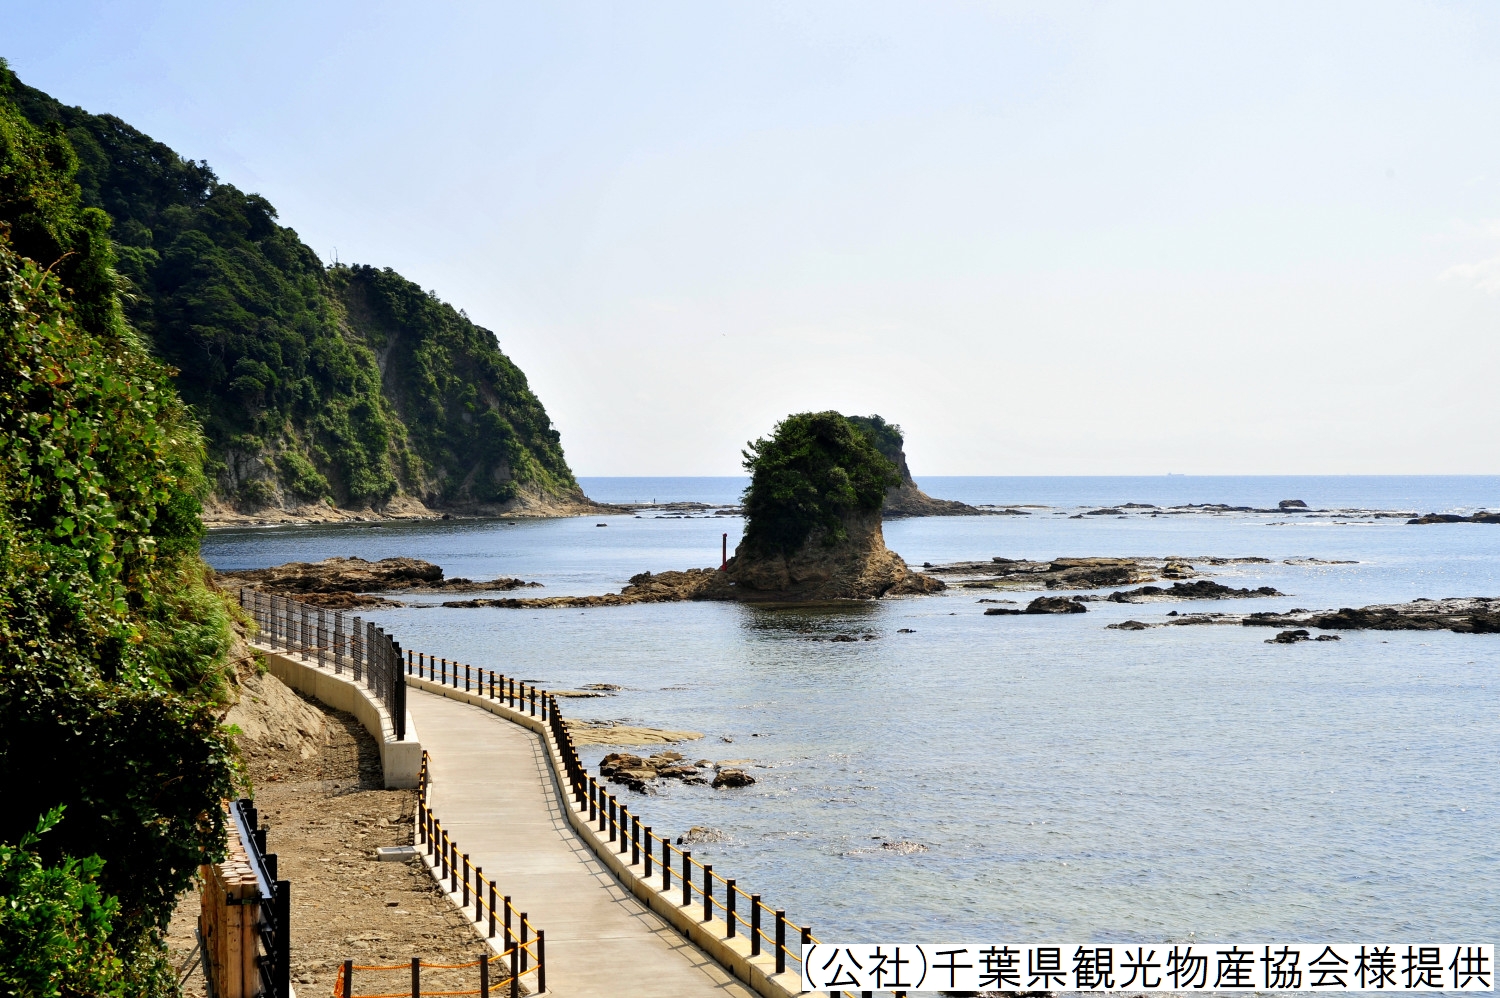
[
  {"x1": 1108, "y1": 581, "x2": 1283, "y2": 602},
  {"x1": 1243, "y1": 598, "x2": 1500, "y2": 633},
  {"x1": 698, "y1": 510, "x2": 943, "y2": 603},
  {"x1": 1408, "y1": 512, "x2": 1500, "y2": 525},
  {"x1": 845, "y1": 415, "x2": 986, "y2": 518},
  {"x1": 221, "y1": 556, "x2": 539, "y2": 608},
  {"x1": 599, "y1": 752, "x2": 755, "y2": 793}
]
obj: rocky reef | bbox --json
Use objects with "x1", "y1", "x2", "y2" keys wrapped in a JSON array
[
  {"x1": 1408, "y1": 512, "x2": 1500, "y2": 525},
  {"x1": 599, "y1": 751, "x2": 756, "y2": 793},
  {"x1": 1243, "y1": 598, "x2": 1500, "y2": 633},
  {"x1": 220, "y1": 556, "x2": 538, "y2": 608}
]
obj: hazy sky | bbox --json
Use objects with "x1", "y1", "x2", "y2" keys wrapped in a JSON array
[{"x1": 8, "y1": 2, "x2": 1500, "y2": 475}]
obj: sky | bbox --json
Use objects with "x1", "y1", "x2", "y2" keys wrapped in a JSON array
[{"x1": 7, "y1": 1, "x2": 1500, "y2": 475}]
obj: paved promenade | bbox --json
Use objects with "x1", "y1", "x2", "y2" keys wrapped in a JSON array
[{"x1": 407, "y1": 689, "x2": 757, "y2": 998}]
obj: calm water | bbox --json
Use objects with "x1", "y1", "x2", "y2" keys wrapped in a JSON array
[{"x1": 204, "y1": 477, "x2": 1500, "y2": 942}]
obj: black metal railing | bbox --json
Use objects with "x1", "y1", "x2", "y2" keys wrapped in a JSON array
[
  {"x1": 229, "y1": 798, "x2": 291, "y2": 998},
  {"x1": 238, "y1": 590, "x2": 407, "y2": 741},
  {"x1": 416, "y1": 752, "x2": 544, "y2": 998},
  {"x1": 406, "y1": 650, "x2": 830, "y2": 987}
]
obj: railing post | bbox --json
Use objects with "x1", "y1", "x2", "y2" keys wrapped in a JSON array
[
  {"x1": 663, "y1": 839, "x2": 671, "y2": 891},
  {"x1": 529, "y1": 687, "x2": 536, "y2": 716},
  {"x1": 727, "y1": 880, "x2": 737, "y2": 937},
  {"x1": 588, "y1": 782, "x2": 597, "y2": 823},
  {"x1": 682, "y1": 850, "x2": 692, "y2": 907},
  {"x1": 464, "y1": 663, "x2": 470, "y2": 692},
  {"x1": 775, "y1": 910, "x2": 786, "y2": 974},
  {"x1": 520, "y1": 913, "x2": 529, "y2": 972},
  {"x1": 751, "y1": 896, "x2": 761, "y2": 956},
  {"x1": 274, "y1": 880, "x2": 290, "y2": 997},
  {"x1": 504, "y1": 896, "x2": 512, "y2": 942},
  {"x1": 631, "y1": 815, "x2": 640, "y2": 866},
  {"x1": 703, "y1": 864, "x2": 713, "y2": 922},
  {"x1": 618, "y1": 805, "x2": 629, "y2": 854},
  {"x1": 411, "y1": 957, "x2": 421, "y2": 998},
  {"x1": 342, "y1": 959, "x2": 354, "y2": 998},
  {"x1": 608, "y1": 797, "x2": 616, "y2": 842},
  {"x1": 644, "y1": 826, "x2": 653, "y2": 876},
  {"x1": 489, "y1": 882, "x2": 496, "y2": 938},
  {"x1": 510, "y1": 937, "x2": 519, "y2": 998},
  {"x1": 537, "y1": 930, "x2": 546, "y2": 994},
  {"x1": 476, "y1": 954, "x2": 485, "y2": 998}
]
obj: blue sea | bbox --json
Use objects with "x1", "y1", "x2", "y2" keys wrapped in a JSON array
[{"x1": 202, "y1": 477, "x2": 1500, "y2": 943}]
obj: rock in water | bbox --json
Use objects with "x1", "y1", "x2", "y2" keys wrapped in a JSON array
[
  {"x1": 711, "y1": 768, "x2": 755, "y2": 789},
  {"x1": 699, "y1": 412, "x2": 944, "y2": 602},
  {"x1": 699, "y1": 509, "x2": 944, "y2": 602},
  {"x1": 1279, "y1": 499, "x2": 1309, "y2": 509},
  {"x1": 1025, "y1": 596, "x2": 1088, "y2": 614}
]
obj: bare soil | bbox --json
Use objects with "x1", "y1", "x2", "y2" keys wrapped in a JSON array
[{"x1": 167, "y1": 672, "x2": 494, "y2": 998}]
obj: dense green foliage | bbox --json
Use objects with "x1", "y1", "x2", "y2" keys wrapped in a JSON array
[
  {"x1": 0, "y1": 809, "x2": 123, "y2": 997},
  {"x1": 740, "y1": 411, "x2": 900, "y2": 556},
  {"x1": 9, "y1": 72, "x2": 577, "y2": 511},
  {"x1": 334, "y1": 265, "x2": 575, "y2": 503},
  {"x1": 1, "y1": 67, "x2": 236, "y2": 994},
  {"x1": 845, "y1": 414, "x2": 905, "y2": 467}
]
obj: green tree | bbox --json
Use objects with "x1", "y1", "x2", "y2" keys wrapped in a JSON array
[
  {"x1": 0, "y1": 71, "x2": 236, "y2": 993},
  {"x1": 739, "y1": 411, "x2": 899, "y2": 556}
]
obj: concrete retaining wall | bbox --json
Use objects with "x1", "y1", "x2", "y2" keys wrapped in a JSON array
[
  {"x1": 254, "y1": 643, "x2": 422, "y2": 789},
  {"x1": 406, "y1": 674, "x2": 800, "y2": 998}
]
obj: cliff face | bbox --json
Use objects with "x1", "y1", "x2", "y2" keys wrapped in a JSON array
[
  {"x1": 11, "y1": 74, "x2": 597, "y2": 522},
  {"x1": 846, "y1": 415, "x2": 982, "y2": 518}
]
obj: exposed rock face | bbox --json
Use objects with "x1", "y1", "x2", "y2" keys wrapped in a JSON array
[
  {"x1": 876, "y1": 443, "x2": 983, "y2": 517},
  {"x1": 699, "y1": 510, "x2": 944, "y2": 602},
  {"x1": 845, "y1": 415, "x2": 984, "y2": 518},
  {"x1": 221, "y1": 556, "x2": 539, "y2": 608}
]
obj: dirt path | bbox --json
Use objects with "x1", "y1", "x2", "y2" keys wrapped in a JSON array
[{"x1": 167, "y1": 675, "x2": 493, "y2": 997}]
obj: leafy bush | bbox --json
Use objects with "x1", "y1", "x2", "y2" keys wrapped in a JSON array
[
  {"x1": 739, "y1": 411, "x2": 899, "y2": 556},
  {"x1": 0, "y1": 808, "x2": 124, "y2": 998},
  {"x1": 0, "y1": 71, "x2": 235, "y2": 990}
]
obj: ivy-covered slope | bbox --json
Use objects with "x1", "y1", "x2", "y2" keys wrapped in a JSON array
[{"x1": 9, "y1": 72, "x2": 588, "y2": 517}]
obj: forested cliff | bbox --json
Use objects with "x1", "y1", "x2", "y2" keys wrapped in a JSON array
[{"x1": 9, "y1": 71, "x2": 592, "y2": 521}]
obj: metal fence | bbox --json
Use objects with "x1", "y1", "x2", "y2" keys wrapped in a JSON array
[
  {"x1": 415, "y1": 752, "x2": 544, "y2": 998},
  {"x1": 238, "y1": 590, "x2": 407, "y2": 741},
  {"x1": 229, "y1": 798, "x2": 291, "y2": 998},
  {"x1": 408, "y1": 651, "x2": 833, "y2": 990}
]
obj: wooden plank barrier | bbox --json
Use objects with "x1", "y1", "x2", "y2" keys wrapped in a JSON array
[{"x1": 199, "y1": 805, "x2": 261, "y2": 998}]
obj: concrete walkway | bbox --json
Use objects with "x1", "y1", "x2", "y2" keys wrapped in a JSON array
[{"x1": 406, "y1": 689, "x2": 758, "y2": 998}]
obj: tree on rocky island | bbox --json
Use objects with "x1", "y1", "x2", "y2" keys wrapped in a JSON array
[{"x1": 706, "y1": 411, "x2": 943, "y2": 601}]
